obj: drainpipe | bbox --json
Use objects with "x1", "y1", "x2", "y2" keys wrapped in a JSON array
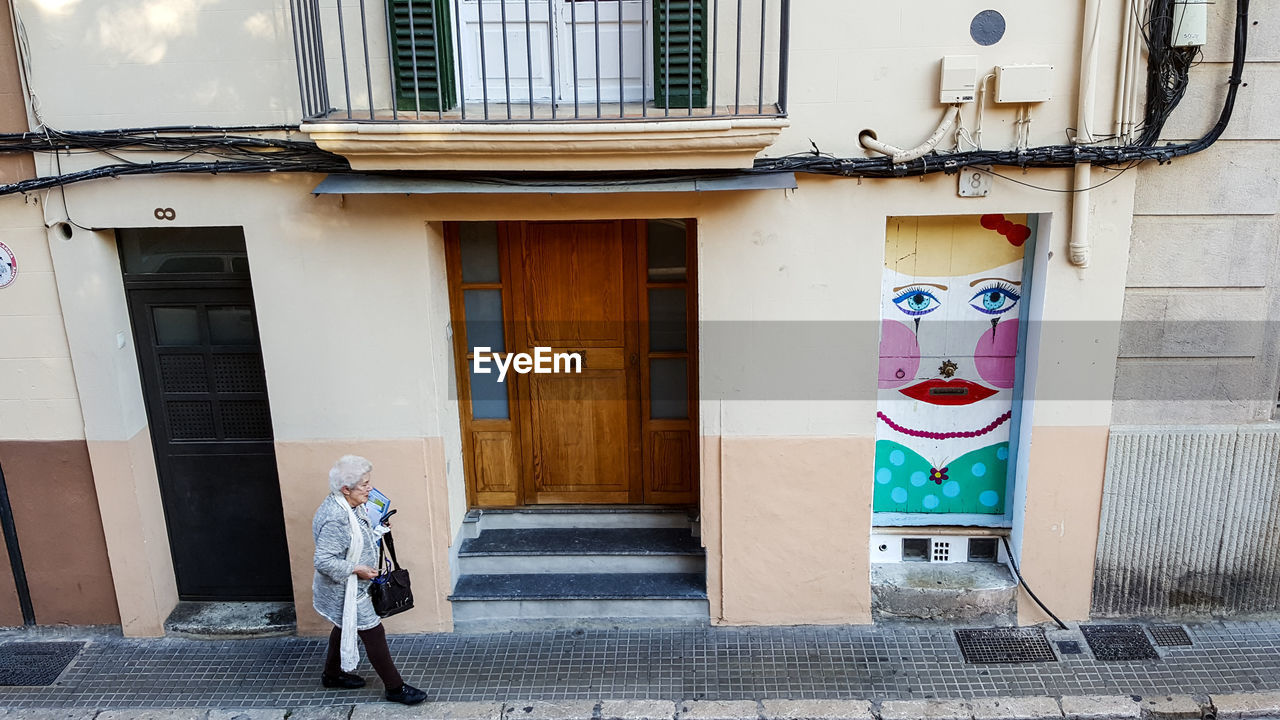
[
  {"x1": 0, "y1": 458, "x2": 36, "y2": 626},
  {"x1": 1069, "y1": 0, "x2": 1103, "y2": 268}
]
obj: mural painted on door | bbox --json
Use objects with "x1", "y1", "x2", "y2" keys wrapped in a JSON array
[{"x1": 874, "y1": 214, "x2": 1030, "y2": 516}]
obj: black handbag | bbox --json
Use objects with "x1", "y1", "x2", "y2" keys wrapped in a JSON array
[{"x1": 369, "y1": 531, "x2": 414, "y2": 618}]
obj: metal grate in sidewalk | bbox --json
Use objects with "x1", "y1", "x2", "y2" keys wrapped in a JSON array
[
  {"x1": 954, "y1": 628, "x2": 1057, "y2": 664},
  {"x1": 1080, "y1": 624, "x2": 1160, "y2": 661},
  {"x1": 1149, "y1": 625, "x2": 1193, "y2": 647},
  {"x1": 0, "y1": 642, "x2": 84, "y2": 686}
]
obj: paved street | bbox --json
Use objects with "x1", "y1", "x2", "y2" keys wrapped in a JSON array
[{"x1": 0, "y1": 620, "x2": 1278, "y2": 717}]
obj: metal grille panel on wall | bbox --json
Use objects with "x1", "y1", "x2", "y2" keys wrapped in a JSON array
[{"x1": 1093, "y1": 426, "x2": 1280, "y2": 616}]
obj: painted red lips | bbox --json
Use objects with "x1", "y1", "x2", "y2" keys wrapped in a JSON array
[{"x1": 899, "y1": 379, "x2": 997, "y2": 406}]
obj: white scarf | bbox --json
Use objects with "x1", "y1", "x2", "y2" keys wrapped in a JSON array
[{"x1": 332, "y1": 492, "x2": 363, "y2": 673}]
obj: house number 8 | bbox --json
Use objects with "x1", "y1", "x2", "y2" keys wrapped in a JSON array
[{"x1": 154, "y1": 208, "x2": 176, "y2": 221}]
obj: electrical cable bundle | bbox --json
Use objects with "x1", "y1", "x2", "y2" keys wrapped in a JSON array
[{"x1": 1137, "y1": 0, "x2": 1203, "y2": 148}]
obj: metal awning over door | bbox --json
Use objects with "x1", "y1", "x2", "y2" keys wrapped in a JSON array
[{"x1": 311, "y1": 172, "x2": 797, "y2": 195}]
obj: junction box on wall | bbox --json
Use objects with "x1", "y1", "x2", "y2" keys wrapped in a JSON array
[
  {"x1": 994, "y1": 64, "x2": 1054, "y2": 103},
  {"x1": 940, "y1": 55, "x2": 979, "y2": 103},
  {"x1": 1171, "y1": 0, "x2": 1208, "y2": 46}
]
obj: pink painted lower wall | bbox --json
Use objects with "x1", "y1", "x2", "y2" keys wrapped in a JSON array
[
  {"x1": 702, "y1": 428, "x2": 1106, "y2": 627},
  {"x1": 1017, "y1": 425, "x2": 1110, "y2": 623},
  {"x1": 275, "y1": 438, "x2": 454, "y2": 635},
  {"x1": 704, "y1": 435, "x2": 875, "y2": 626},
  {"x1": 0, "y1": 440, "x2": 120, "y2": 625}
]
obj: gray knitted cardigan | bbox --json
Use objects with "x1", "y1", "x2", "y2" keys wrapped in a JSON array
[{"x1": 312, "y1": 496, "x2": 381, "y2": 630}]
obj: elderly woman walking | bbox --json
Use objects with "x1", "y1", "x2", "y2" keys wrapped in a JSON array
[{"x1": 313, "y1": 454, "x2": 426, "y2": 705}]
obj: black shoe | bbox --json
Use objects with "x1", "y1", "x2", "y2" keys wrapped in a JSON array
[
  {"x1": 321, "y1": 671, "x2": 366, "y2": 689},
  {"x1": 385, "y1": 682, "x2": 427, "y2": 705}
]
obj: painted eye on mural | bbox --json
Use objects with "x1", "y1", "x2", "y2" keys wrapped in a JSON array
[
  {"x1": 969, "y1": 283, "x2": 1021, "y2": 315},
  {"x1": 892, "y1": 287, "x2": 941, "y2": 317}
]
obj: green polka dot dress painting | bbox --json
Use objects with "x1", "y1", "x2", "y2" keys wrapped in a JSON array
[
  {"x1": 874, "y1": 215, "x2": 1029, "y2": 516},
  {"x1": 874, "y1": 440, "x2": 1008, "y2": 514}
]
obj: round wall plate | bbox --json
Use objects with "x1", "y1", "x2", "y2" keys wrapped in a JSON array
[{"x1": 0, "y1": 241, "x2": 16, "y2": 289}]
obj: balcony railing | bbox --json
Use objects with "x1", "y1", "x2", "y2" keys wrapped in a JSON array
[{"x1": 290, "y1": 0, "x2": 789, "y2": 123}]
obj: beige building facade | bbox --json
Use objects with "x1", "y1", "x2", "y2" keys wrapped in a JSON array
[{"x1": 0, "y1": 0, "x2": 1271, "y2": 636}]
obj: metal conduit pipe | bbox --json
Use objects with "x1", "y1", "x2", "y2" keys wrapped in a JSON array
[
  {"x1": 1070, "y1": 0, "x2": 1103, "y2": 268},
  {"x1": 859, "y1": 105, "x2": 960, "y2": 164}
]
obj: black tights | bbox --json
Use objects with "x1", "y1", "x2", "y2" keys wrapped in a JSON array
[{"x1": 324, "y1": 624, "x2": 404, "y2": 690}]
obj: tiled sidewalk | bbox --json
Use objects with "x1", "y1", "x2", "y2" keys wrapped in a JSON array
[{"x1": 0, "y1": 621, "x2": 1278, "y2": 709}]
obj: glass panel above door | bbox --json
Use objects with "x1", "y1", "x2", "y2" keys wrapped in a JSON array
[
  {"x1": 119, "y1": 227, "x2": 248, "y2": 276},
  {"x1": 459, "y1": 222, "x2": 501, "y2": 283},
  {"x1": 647, "y1": 219, "x2": 687, "y2": 281}
]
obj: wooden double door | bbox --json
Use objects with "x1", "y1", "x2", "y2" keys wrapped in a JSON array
[{"x1": 447, "y1": 220, "x2": 697, "y2": 507}]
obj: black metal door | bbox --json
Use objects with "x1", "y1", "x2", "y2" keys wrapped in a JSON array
[{"x1": 126, "y1": 287, "x2": 293, "y2": 601}]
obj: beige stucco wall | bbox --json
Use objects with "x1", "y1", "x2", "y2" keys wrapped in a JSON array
[
  {"x1": 44, "y1": 224, "x2": 176, "y2": 636},
  {"x1": 276, "y1": 438, "x2": 453, "y2": 635},
  {"x1": 11, "y1": 0, "x2": 299, "y2": 129},
  {"x1": 0, "y1": 196, "x2": 81, "y2": 440}
]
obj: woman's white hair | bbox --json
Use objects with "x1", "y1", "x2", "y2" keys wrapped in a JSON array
[{"x1": 329, "y1": 454, "x2": 373, "y2": 495}]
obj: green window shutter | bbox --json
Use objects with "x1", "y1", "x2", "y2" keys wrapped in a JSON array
[
  {"x1": 387, "y1": 0, "x2": 457, "y2": 112},
  {"x1": 653, "y1": 0, "x2": 708, "y2": 109}
]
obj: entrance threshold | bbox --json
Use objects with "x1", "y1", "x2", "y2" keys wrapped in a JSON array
[{"x1": 164, "y1": 601, "x2": 296, "y2": 640}]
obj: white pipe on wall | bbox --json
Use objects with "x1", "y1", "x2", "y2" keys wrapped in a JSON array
[
  {"x1": 1114, "y1": 0, "x2": 1135, "y2": 139},
  {"x1": 859, "y1": 105, "x2": 960, "y2": 164},
  {"x1": 1069, "y1": 0, "x2": 1103, "y2": 268}
]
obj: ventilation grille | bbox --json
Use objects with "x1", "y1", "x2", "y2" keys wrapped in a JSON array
[
  {"x1": 160, "y1": 355, "x2": 208, "y2": 393},
  {"x1": 221, "y1": 399, "x2": 273, "y2": 440},
  {"x1": 167, "y1": 401, "x2": 215, "y2": 439},
  {"x1": 932, "y1": 540, "x2": 951, "y2": 562},
  {"x1": 213, "y1": 354, "x2": 267, "y2": 393}
]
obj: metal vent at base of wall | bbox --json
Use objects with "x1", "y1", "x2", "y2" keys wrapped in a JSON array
[
  {"x1": 1080, "y1": 624, "x2": 1160, "y2": 661},
  {"x1": 0, "y1": 642, "x2": 84, "y2": 686},
  {"x1": 954, "y1": 627, "x2": 1057, "y2": 664}
]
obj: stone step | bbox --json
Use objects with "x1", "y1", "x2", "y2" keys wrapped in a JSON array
[
  {"x1": 449, "y1": 573, "x2": 709, "y2": 632},
  {"x1": 451, "y1": 572, "x2": 707, "y2": 601},
  {"x1": 870, "y1": 563, "x2": 1018, "y2": 625},
  {"x1": 458, "y1": 528, "x2": 705, "y2": 574},
  {"x1": 463, "y1": 506, "x2": 697, "y2": 537},
  {"x1": 164, "y1": 601, "x2": 296, "y2": 639}
]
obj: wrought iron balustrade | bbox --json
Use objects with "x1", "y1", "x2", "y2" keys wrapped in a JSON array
[{"x1": 290, "y1": 0, "x2": 789, "y2": 122}]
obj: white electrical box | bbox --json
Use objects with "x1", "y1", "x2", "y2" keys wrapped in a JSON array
[
  {"x1": 940, "y1": 55, "x2": 978, "y2": 103},
  {"x1": 1171, "y1": 0, "x2": 1208, "y2": 46},
  {"x1": 995, "y1": 64, "x2": 1054, "y2": 103}
]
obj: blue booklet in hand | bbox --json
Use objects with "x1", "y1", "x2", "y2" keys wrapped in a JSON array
[{"x1": 366, "y1": 487, "x2": 391, "y2": 525}]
